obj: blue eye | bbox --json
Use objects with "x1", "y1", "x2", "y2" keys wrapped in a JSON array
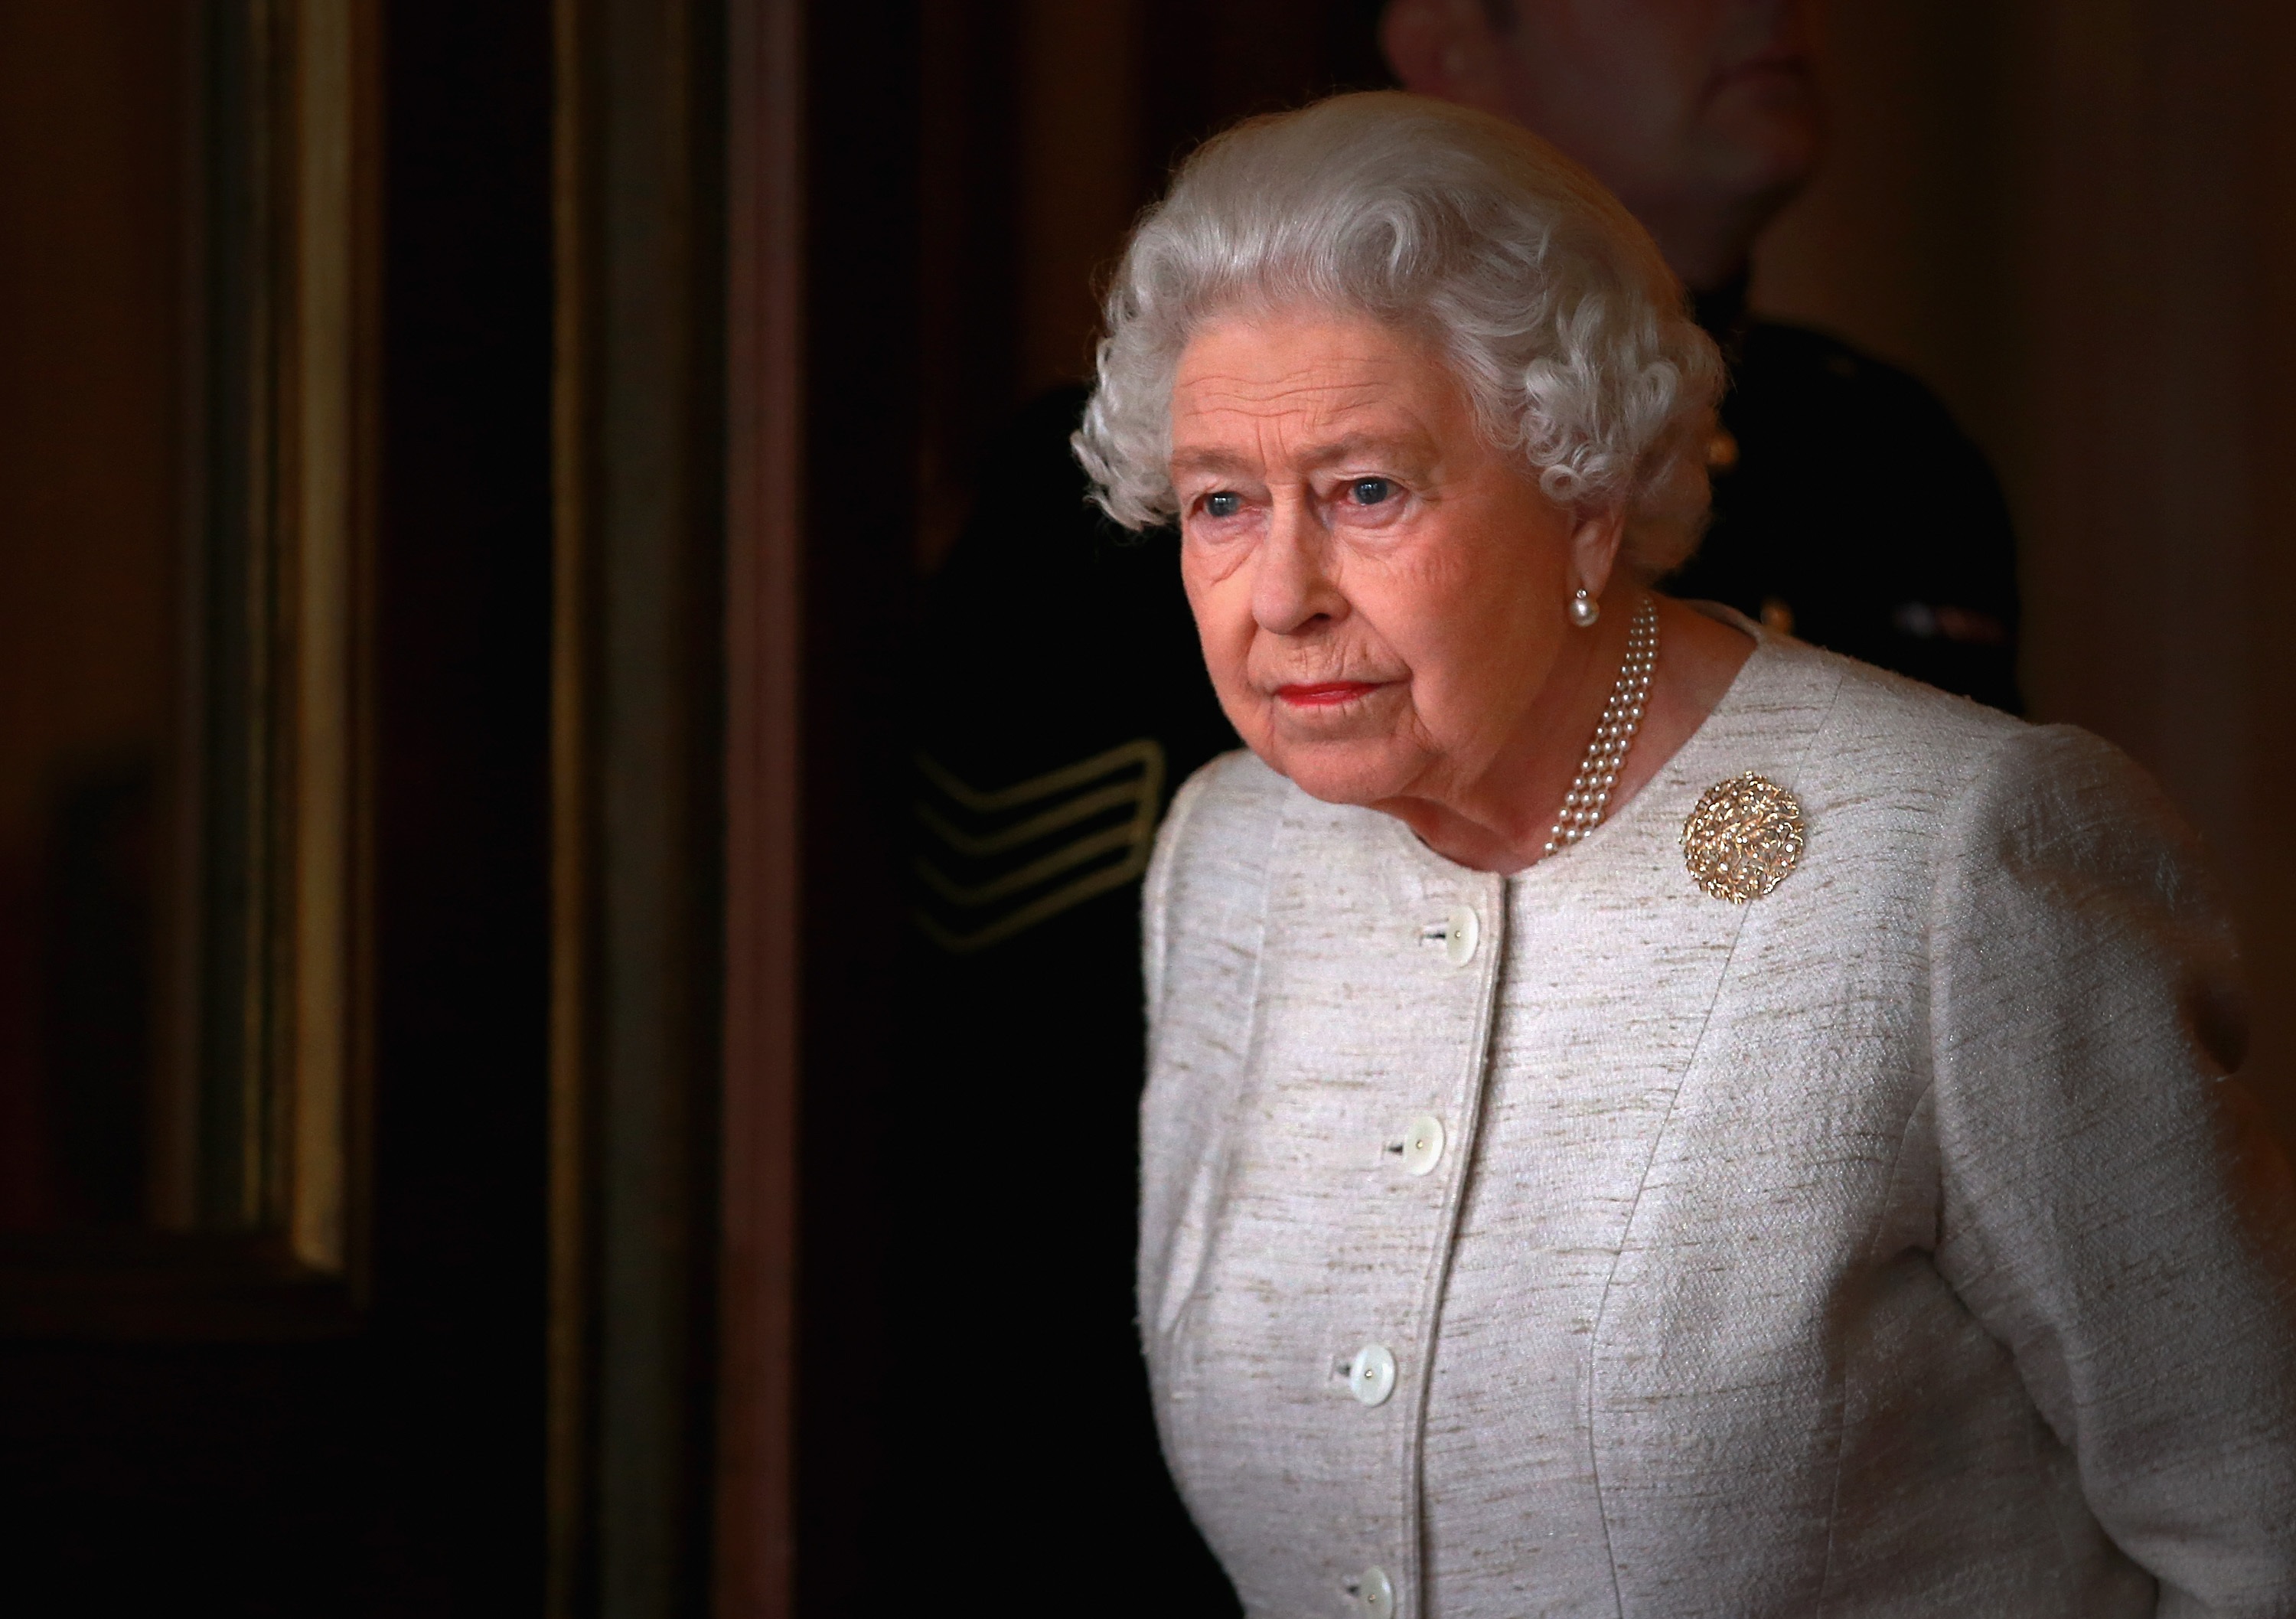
[
  {"x1": 1351, "y1": 478, "x2": 1393, "y2": 505},
  {"x1": 1205, "y1": 491, "x2": 1241, "y2": 517}
]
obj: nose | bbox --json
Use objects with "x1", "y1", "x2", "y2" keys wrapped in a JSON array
[{"x1": 1250, "y1": 491, "x2": 1344, "y2": 635}]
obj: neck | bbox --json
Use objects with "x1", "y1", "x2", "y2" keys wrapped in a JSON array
[
  {"x1": 1375, "y1": 587, "x2": 1648, "y2": 875},
  {"x1": 1376, "y1": 592, "x2": 1757, "y2": 876},
  {"x1": 1632, "y1": 181, "x2": 1793, "y2": 307}
]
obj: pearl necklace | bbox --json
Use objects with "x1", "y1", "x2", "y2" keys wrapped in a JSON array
[{"x1": 1542, "y1": 595, "x2": 1659, "y2": 858}]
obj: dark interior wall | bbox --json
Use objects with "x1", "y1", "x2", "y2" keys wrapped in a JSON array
[
  {"x1": 0, "y1": 2, "x2": 186, "y2": 1234},
  {"x1": 2251, "y1": 11, "x2": 2296, "y2": 1142},
  {"x1": 0, "y1": 5, "x2": 556, "y2": 1613}
]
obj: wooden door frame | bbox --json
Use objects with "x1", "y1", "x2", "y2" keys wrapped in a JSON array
[
  {"x1": 716, "y1": 0, "x2": 801, "y2": 1611},
  {"x1": 553, "y1": 2, "x2": 918, "y2": 1608}
]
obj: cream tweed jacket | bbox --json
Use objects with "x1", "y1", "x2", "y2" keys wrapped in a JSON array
[{"x1": 1139, "y1": 632, "x2": 2296, "y2": 1618}]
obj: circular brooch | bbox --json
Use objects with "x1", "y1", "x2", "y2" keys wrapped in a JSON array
[{"x1": 1681, "y1": 772, "x2": 1806, "y2": 903}]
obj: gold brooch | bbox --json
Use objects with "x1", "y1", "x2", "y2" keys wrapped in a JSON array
[{"x1": 1681, "y1": 772, "x2": 1806, "y2": 902}]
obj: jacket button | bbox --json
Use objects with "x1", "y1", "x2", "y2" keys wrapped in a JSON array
[
  {"x1": 1347, "y1": 1343, "x2": 1397, "y2": 1407},
  {"x1": 1400, "y1": 1114, "x2": 1444, "y2": 1177},
  {"x1": 1347, "y1": 1565, "x2": 1394, "y2": 1616},
  {"x1": 1443, "y1": 906, "x2": 1479, "y2": 965}
]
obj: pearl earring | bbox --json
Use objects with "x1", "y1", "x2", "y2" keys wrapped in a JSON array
[{"x1": 1569, "y1": 588, "x2": 1601, "y2": 628}]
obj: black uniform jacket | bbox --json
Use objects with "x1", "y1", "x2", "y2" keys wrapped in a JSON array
[{"x1": 1675, "y1": 278, "x2": 2021, "y2": 712}]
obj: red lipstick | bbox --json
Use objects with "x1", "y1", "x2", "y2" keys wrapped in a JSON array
[{"x1": 1276, "y1": 681, "x2": 1382, "y2": 708}]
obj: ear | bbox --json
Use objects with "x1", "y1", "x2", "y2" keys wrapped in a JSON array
[
  {"x1": 1381, "y1": 0, "x2": 1514, "y2": 113},
  {"x1": 1570, "y1": 505, "x2": 1628, "y2": 601}
]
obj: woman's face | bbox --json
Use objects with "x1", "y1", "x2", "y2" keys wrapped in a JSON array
[{"x1": 1169, "y1": 307, "x2": 1609, "y2": 811}]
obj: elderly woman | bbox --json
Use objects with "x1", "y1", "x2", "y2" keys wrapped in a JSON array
[{"x1": 1073, "y1": 93, "x2": 2296, "y2": 1617}]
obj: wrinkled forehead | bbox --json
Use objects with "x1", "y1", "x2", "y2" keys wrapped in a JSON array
[{"x1": 1168, "y1": 307, "x2": 1464, "y2": 467}]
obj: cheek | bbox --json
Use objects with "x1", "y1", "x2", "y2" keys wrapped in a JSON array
[
  {"x1": 1544, "y1": 19, "x2": 1699, "y2": 164},
  {"x1": 1180, "y1": 550, "x2": 1255, "y2": 683},
  {"x1": 1365, "y1": 534, "x2": 1562, "y2": 716},
  {"x1": 1370, "y1": 534, "x2": 1538, "y2": 654}
]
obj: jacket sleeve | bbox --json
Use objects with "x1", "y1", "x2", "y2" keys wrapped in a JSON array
[
  {"x1": 1929, "y1": 723, "x2": 2296, "y2": 1616},
  {"x1": 1136, "y1": 752, "x2": 1279, "y2": 1349}
]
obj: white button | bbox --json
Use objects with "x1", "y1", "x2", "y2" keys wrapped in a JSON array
[
  {"x1": 1349, "y1": 1565, "x2": 1395, "y2": 1617},
  {"x1": 1399, "y1": 1114, "x2": 1445, "y2": 1177},
  {"x1": 1443, "y1": 906, "x2": 1479, "y2": 965},
  {"x1": 1347, "y1": 1343, "x2": 1397, "y2": 1407}
]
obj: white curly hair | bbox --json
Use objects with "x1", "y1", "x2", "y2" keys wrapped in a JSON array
[{"x1": 1071, "y1": 92, "x2": 1724, "y2": 578}]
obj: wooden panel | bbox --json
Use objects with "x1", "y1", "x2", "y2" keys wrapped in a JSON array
[
  {"x1": 0, "y1": 0, "x2": 381, "y2": 1339},
  {"x1": 718, "y1": 2, "x2": 801, "y2": 1613},
  {"x1": 550, "y1": 0, "x2": 729, "y2": 1611}
]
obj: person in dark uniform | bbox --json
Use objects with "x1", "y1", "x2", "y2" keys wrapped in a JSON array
[
  {"x1": 1673, "y1": 276, "x2": 2021, "y2": 708},
  {"x1": 885, "y1": 5, "x2": 2018, "y2": 1609},
  {"x1": 882, "y1": 391, "x2": 1242, "y2": 1614}
]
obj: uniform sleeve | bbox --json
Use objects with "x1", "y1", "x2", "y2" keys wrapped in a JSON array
[
  {"x1": 1929, "y1": 724, "x2": 2296, "y2": 1615},
  {"x1": 1903, "y1": 410, "x2": 2024, "y2": 713}
]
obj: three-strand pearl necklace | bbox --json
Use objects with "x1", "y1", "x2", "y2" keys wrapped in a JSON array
[{"x1": 1541, "y1": 595, "x2": 1659, "y2": 858}]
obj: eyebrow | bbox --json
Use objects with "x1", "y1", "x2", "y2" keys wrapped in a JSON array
[
  {"x1": 1167, "y1": 446, "x2": 1257, "y2": 480},
  {"x1": 1168, "y1": 431, "x2": 1426, "y2": 481}
]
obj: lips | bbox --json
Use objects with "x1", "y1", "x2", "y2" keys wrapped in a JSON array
[{"x1": 1274, "y1": 681, "x2": 1385, "y2": 708}]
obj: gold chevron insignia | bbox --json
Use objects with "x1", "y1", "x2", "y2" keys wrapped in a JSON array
[{"x1": 912, "y1": 738, "x2": 1167, "y2": 954}]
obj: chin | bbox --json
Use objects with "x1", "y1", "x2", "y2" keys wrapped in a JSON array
[
  {"x1": 1717, "y1": 103, "x2": 1825, "y2": 194},
  {"x1": 1261, "y1": 737, "x2": 1411, "y2": 809}
]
